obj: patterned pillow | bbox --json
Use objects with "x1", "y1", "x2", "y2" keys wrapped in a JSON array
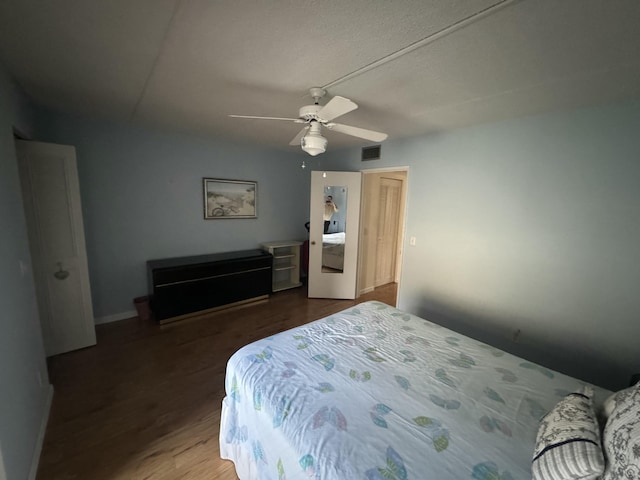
[
  {"x1": 601, "y1": 383, "x2": 640, "y2": 480},
  {"x1": 600, "y1": 385, "x2": 636, "y2": 422},
  {"x1": 532, "y1": 386, "x2": 604, "y2": 480}
]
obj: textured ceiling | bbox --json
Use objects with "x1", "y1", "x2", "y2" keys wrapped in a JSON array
[{"x1": 1, "y1": 0, "x2": 639, "y2": 151}]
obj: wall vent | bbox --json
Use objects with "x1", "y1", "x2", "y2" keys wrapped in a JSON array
[{"x1": 361, "y1": 145, "x2": 381, "y2": 161}]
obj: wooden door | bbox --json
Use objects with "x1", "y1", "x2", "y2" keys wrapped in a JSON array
[
  {"x1": 374, "y1": 177, "x2": 402, "y2": 286},
  {"x1": 357, "y1": 169, "x2": 407, "y2": 297},
  {"x1": 16, "y1": 140, "x2": 96, "y2": 356},
  {"x1": 308, "y1": 171, "x2": 362, "y2": 299}
]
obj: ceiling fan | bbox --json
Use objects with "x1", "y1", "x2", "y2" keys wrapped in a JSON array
[{"x1": 229, "y1": 88, "x2": 388, "y2": 156}]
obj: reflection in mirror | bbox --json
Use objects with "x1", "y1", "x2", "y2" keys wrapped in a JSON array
[{"x1": 322, "y1": 186, "x2": 347, "y2": 273}]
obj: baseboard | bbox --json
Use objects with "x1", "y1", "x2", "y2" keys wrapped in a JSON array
[
  {"x1": 159, "y1": 295, "x2": 269, "y2": 327},
  {"x1": 359, "y1": 286, "x2": 375, "y2": 296},
  {"x1": 28, "y1": 384, "x2": 53, "y2": 480},
  {"x1": 94, "y1": 309, "x2": 137, "y2": 325}
]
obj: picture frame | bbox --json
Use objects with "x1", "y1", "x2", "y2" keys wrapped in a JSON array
[{"x1": 203, "y1": 178, "x2": 257, "y2": 219}]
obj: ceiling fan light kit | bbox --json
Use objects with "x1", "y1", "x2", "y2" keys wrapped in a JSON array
[
  {"x1": 230, "y1": 87, "x2": 387, "y2": 156},
  {"x1": 300, "y1": 122, "x2": 327, "y2": 156}
]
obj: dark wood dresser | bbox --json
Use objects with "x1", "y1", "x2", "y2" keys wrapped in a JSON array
[{"x1": 147, "y1": 249, "x2": 272, "y2": 324}]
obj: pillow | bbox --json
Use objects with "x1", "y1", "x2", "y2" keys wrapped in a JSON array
[
  {"x1": 601, "y1": 383, "x2": 640, "y2": 480},
  {"x1": 600, "y1": 385, "x2": 635, "y2": 423},
  {"x1": 532, "y1": 386, "x2": 604, "y2": 480}
]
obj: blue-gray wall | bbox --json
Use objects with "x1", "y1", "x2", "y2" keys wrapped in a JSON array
[
  {"x1": 38, "y1": 111, "x2": 313, "y2": 319},
  {"x1": 325, "y1": 102, "x2": 640, "y2": 391},
  {"x1": 0, "y1": 64, "x2": 50, "y2": 480}
]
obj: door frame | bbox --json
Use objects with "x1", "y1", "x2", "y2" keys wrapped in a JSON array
[{"x1": 357, "y1": 166, "x2": 409, "y2": 303}]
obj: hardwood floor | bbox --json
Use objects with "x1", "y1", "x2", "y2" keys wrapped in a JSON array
[{"x1": 37, "y1": 283, "x2": 397, "y2": 480}]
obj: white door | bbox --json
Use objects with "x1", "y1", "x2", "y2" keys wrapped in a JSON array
[
  {"x1": 0, "y1": 442, "x2": 6, "y2": 480},
  {"x1": 308, "y1": 171, "x2": 361, "y2": 299},
  {"x1": 16, "y1": 140, "x2": 96, "y2": 356}
]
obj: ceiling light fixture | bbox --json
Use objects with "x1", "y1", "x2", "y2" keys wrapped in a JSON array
[{"x1": 300, "y1": 121, "x2": 327, "y2": 156}]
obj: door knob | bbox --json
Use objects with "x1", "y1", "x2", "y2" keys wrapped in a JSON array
[
  {"x1": 311, "y1": 241, "x2": 316, "y2": 245},
  {"x1": 54, "y1": 262, "x2": 69, "y2": 280}
]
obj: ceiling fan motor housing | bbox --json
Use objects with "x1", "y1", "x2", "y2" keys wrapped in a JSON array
[{"x1": 299, "y1": 104, "x2": 323, "y2": 122}]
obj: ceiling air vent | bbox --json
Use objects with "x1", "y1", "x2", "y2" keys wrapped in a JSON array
[{"x1": 361, "y1": 145, "x2": 381, "y2": 161}]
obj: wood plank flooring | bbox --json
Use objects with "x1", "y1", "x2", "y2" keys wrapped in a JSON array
[{"x1": 37, "y1": 283, "x2": 397, "y2": 480}]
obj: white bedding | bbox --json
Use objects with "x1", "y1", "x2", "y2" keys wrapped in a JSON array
[
  {"x1": 322, "y1": 232, "x2": 345, "y2": 245},
  {"x1": 219, "y1": 301, "x2": 610, "y2": 479}
]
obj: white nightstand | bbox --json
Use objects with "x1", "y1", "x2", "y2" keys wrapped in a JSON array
[{"x1": 261, "y1": 241, "x2": 303, "y2": 292}]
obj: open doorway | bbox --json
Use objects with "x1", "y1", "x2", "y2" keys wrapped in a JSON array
[{"x1": 357, "y1": 168, "x2": 408, "y2": 304}]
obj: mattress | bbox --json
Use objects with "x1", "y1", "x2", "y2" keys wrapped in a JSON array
[
  {"x1": 322, "y1": 232, "x2": 345, "y2": 245},
  {"x1": 219, "y1": 301, "x2": 610, "y2": 479}
]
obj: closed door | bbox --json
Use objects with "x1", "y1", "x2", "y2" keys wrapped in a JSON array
[
  {"x1": 308, "y1": 171, "x2": 362, "y2": 299},
  {"x1": 0, "y1": 442, "x2": 6, "y2": 480},
  {"x1": 375, "y1": 177, "x2": 402, "y2": 286},
  {"x1": 16, "y1": 140, "x2": 96, "y2": 356}
]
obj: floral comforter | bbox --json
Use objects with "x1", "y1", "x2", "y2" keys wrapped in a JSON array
[{"x1": 219, "y1": 301, "x2": 610, "y2": 479}]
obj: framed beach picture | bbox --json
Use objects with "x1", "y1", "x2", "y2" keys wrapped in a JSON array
[{"x1": 203, "y1": 178, "x2": 257, "y2": 219}]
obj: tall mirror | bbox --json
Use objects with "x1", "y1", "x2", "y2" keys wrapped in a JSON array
[{"x1": 322, "y1": 186, "x2": 347, "y2": 272}]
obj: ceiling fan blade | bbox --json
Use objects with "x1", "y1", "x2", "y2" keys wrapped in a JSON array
[
  {"x1": 289, "y1": 126, "x2": 309, "y2": 146},
  {"x1": 229, "y1": 115, "x2": 302, "y2": 122},
  {"x1": 317, "y1": 96, "x2": 358, "y2": 122},
  {"x1": 326, "y1": 123, "x2": 388, "y2": 142}
]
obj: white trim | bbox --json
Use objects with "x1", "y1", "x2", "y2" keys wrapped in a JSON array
[
  {"x1": 94, "y1": 310, "x2": 137, "y2": 325},
  {"x1": 360, "y1": 165, "x2": 410, "y2": 173},
  {"x1": 28, "y1": 384, "x2": 54, "y2": 480},
  {"x1": 359, "y1": 286, "x2": 375, "y2": 296}
]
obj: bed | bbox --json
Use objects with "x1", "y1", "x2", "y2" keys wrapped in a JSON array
[
  {"x1": 321, "y1": 232, "x2": 345, "y2": 270},
  {"x1": 219, "y1": 301, "x2": 611, "y2": 479}
]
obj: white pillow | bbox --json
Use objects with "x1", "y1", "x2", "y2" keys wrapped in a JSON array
[
  {"x1": 532, "y1": 386, "x2": 604, "y2": 480},
  {"x1": 600, "y1": 385, "x2": 636, "y2": 421},
  {"x1": 601, "y1": 383, "x2": 640, "y2": 480}
]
